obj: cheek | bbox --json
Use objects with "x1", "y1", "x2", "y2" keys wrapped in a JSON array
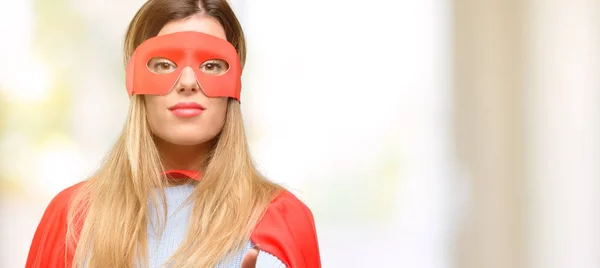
[
  {"x1": 144, "y1": 96, "x2": 166, "y2": 133},
  {"x1": 207, "y1": 98, "x2": 228, "y2": 132}
]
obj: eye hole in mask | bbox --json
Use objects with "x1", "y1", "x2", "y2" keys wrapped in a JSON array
[
  {"x1": 146, "y1": 57, "x2": 230, "y2": 76},
  {"x1": 200, "y1": 59, "x2": 229, "y2": 76},
  {"x1": 147, "y1": 57, "x2": 177, "y2": 74}
]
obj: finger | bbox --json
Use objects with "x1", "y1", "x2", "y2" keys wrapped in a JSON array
[{"x1": 241, "y1": 244, "x2": 260, "y2": 268}]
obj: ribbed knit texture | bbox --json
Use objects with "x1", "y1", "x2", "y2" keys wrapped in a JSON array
[{"x1": 145, "y1": 184, "x2": 286, "y2": 268}]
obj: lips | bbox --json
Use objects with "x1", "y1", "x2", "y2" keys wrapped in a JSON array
[{"x1": 168, "y1": 102, "x2": 205, "y2": 118}]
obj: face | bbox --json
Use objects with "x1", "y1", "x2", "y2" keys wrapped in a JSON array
[{"x1": 144, "y1": 14, "x2": 229, "y2": 146}]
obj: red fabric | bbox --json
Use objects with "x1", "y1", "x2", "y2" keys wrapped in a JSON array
[
  {"x1": 163, "y1": 169, "x2": 201, "y2": 180},
  {"x1": 26, "y1": 180, "x2": 321, "y2": 268},
  {"x1": 250, "y1": 191, "x2": 321, "y2": 268},
  {"x1": 126, "y1": 31, "x2": 242, "y2": 101},
  {"x1": 26, "y1": 182, "x2": 85, "y2": 268}
]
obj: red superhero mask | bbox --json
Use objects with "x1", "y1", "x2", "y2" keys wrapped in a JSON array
[{"x1": 125, "y1": 31, "x2": 242, "y2": 101}]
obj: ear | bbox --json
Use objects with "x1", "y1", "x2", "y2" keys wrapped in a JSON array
[{"x1": 126, "y1": 52, "x2": 137, "y2": 96}]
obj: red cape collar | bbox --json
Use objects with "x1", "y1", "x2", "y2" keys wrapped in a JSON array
[{"x1": 162, "y1": 169, "x2": 201, "y2": 180}]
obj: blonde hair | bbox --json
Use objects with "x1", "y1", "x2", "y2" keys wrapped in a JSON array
[{"x1": 66, "y1": 0, "x2": 282, "y2": 267}]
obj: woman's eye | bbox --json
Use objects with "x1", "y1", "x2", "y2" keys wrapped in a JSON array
[
  {"x1": 200, "y1": 59, "x2": 229, "y2": 76},
  {"x1": 147, "y1": 57, "x2": 177, "y2": 74}
]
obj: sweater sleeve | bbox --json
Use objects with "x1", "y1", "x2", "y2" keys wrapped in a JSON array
[{"x1": 255, "y1": 250, "x2": 287, "y2": 268}]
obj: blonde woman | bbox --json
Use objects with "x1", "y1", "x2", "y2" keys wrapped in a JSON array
[{"x1": 25, "y1": 0, "x2": 321, "y2": 267}]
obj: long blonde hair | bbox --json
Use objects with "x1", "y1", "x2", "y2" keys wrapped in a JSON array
[{"x1": 66, "y1": 1, "x2": 282, "y2": 267}]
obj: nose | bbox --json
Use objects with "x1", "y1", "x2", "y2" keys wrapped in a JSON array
[{"x1": 174, "y1": 66, "x2": 200, "y2": 95}]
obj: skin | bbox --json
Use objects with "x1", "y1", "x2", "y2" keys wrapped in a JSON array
[
  {"x1": 146, "y1": 13, "x2": 229, "y2": 172},
  {"x1": 146, "y1": 13, "x2": 260, "y2": 266}
]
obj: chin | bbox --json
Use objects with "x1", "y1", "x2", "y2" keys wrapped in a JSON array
[
  {"x1": 167, "y1": 136, "x2": 213, "y2": 146},
  {"x1": 151, "y1": 126, "x2": 221, "y2": 147},
  {"x1": 155, "y1": 129, "x2": 216, "y2": 146}
]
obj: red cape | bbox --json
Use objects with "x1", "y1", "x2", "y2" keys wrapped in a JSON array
[{"x1": 26, "y1": 181, "x2": 321, "y2": 268}]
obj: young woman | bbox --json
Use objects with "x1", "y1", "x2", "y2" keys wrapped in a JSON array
[{"x1": 25, "y1": 0, "x2": 321, "y2": 267}]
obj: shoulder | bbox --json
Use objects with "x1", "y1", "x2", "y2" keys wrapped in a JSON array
[
  {"x1": 250, "y1": 190, "x2": 321, "y2": 268},
  {"x1": 39, "y1": 182, "x2": 87, "y2": 221},
  {"x1": 268, "y1": 190, "x2": 314, "y2": 214},
  {"x1": 36, "y1": 181, "x2": 87, "y2": 228},
  {"x1": 26, "y1": 182, "x2": 87, "y2": 268},
  {"x1": 265, "y1": 191, "x2": 318, "y2": 234},
  {"x1": 49, "y1": 182, "x2": 86, "y2": 209}
]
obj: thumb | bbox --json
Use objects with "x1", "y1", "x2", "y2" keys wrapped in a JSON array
[{"x1": 241, "y1": 244, "x2": 260, "y2": 268}]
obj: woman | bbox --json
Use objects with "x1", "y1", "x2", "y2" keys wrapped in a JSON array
[{"x1": 25, "y1": 0, "x2": 321, "y2": 267}]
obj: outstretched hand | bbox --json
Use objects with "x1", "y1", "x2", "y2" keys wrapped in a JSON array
[{"x1": 241, "y1": 245, "x2": 260, "y2": 268}]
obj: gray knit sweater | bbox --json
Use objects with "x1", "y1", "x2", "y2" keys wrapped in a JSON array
[{"x1": 146, "y1": 184, "x2": 286, "y2": 268}]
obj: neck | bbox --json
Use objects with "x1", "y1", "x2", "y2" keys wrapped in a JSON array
[{"x1": 154, "y1": 137, "x2": 213, "y2": 172}]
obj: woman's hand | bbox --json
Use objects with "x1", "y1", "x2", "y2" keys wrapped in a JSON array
[{"x1": 241, "y1": 245, "x2": 260, "y2": 268}]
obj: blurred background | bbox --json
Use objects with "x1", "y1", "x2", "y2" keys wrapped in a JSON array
[{"x1": 0, "y1": 0, "x2": 598, "y2": 267}]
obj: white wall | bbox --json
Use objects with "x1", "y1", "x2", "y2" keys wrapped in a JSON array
[{"x1": 526, "y1": 0, "x2": 600, "y2": 267}]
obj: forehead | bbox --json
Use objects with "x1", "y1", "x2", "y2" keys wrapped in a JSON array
[
  {"x1": 157, "y1": 13, "x2": 227, "y2": 41},
  {"x1": 134, "y1": 31, "x2": 238, "y2": 63}
]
